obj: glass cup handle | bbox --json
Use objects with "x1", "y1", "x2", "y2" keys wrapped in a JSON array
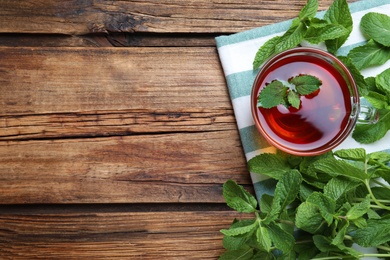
[{"x1": 357, "y1": 104, "x2": 379, "y2": 125}]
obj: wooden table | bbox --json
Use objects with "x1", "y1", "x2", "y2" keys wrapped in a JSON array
[{"x1": 0, "y1": 0, "x2": 338, "y2": 258}]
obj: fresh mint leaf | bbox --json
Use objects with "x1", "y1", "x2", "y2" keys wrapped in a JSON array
[
  {"x1": 287, "y1": 90, "x2": 300, "y2": 109},
  {"x1": 361, "y1": 12, "x2": 390, "y2": 47},
  {"x1": 324, "y1": 0, "x2": 352, "y2": 53},
  {"x1": 296, "y1": 201, "x2": 326, "y2": 234},
  {"x1": 275, "y1": 22, "x2": 307, "y2": 53},
  {"x1": 308, "y1": 18, "x2": 330, "y2": 28},
  {"x1": 337, "y1": 56, "x2": 369, "y2": 96},
  {"x1": 253, "y1": 36, "x2": 281, "y2": 69},
  {"x1": 267, "y1": 222, "x2": 295, "y2": 253},
  {"x1": 219, "y1": 248, "x2": 254, "y2": 260},
  {"x1": 365, "y1": 91, "x2": 389, "y2": 109},
  {"x1": 222, "y1": 229, "x2": 248, "y2": 251},
  {"x1": 264, "y1": 170, "x2": 302, "y2": 224},
  {"x1": 369, "y1": 151, "x2": 390, "y2": 164},
  {"x1": 259, "y1": 194, "x2": 273, "y2": 214},
  {"x1": 306, "y1": 192, "x2": 336, "y2": 226},
  {"x1": 299, "y1": 0, "x2": 318, "y2": 22},
  {"x1": 305, "y1": 24, "x2": 349, "y2": 44},
  {"x1": 258, "y1": 74, "x2": 322, "y2": 109},
  {"x1": 313, "y1": 235, "x2": 339, "y2": 253},
  {"x1": 353, "y1": 109, "x2": 390, "y2": 144},
  {"x1": 331, "y1": 221, "x2": 349, "y2": 247},
  {"x1": 289, "y1": 74, "x2": 322, "y2": 95},
  {"x1": 248, "y1": 153, "x2": 291, "y2": 180},
  {"x1": 353, "y1": 218, "x2": 390, "y2": 247},
  {"x1": 256, "y1": 226, "x2": 272, "y2": 252},
  {"x1": 323, "y1": 177, "x2": 361, "y2": 206},
  {"x1": 258, "y1": 80, "x2": 288, "y2": 109},
  {"x1": 220, "y1": 219, "x2": 257, "y2": 237},
  {"x1": 346, "y1": 194, "x2": 371, "y2": 220},
  {"x1": 376, "y1": 67, "x2": 390, "y2": 98},
  {"x1": 334, "y1": 148, "x2": 366, "y2": 162},
  {"x1": 348, "y1": 39, "x2": 390, "y2": 70},
  {"x1": 312, "y1": 157, "x2": 367, "y2": 181},
  {"x1": 223, "y1": 180, "x2": 257, "y2": 213},
  {"x1": 371, "y1": 186, "x2": 390, "y2": 200},
  {"x1": 252, "y1": 251, "x2": 275, "y2": 260}
]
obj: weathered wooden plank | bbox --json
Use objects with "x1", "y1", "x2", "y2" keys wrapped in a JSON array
[
  {"x1": 0, "y1": 46, "x2": 233, "y2": 140},
  {"x1": 0, "y1": 108, "x2": 236, "y2": 140},
  {"x1": 0, "y1": 210, "x2": 249, "y2": 259},
  {"x1": 0, "y1": 0, "x2": 343, "y2": 35},
  {"x1": 0, "y1": 130, "x2": 250, "y2": 204},
  {"x1": 0, "y1": 33, "x2": 218, "y2": 47},
  {"x1": 0, "y1": 47, "x2": 228, "y2": 116}
]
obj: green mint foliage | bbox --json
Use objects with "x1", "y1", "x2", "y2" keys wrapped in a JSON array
[
  {"x1": 274, "y1": 22, "x2": 307, "y2": 54},
  {"x1": 298, "y1": 0, "x2": 318, "y2": 21},
  {"x1": 223, "y1": 180, "x2": 257, "y2": 213},
  {"x1": 337, "y1": 55, "x2": 369, "y2": 96},
  {"x1": 220, "y1": 149, "x2": 390, "y2": 259},
  {"x1": 305, "y1": 23, "x2": 349, "y2": 44},
  {"x1": 353, "y1": 218, "x2": 390, "y2": 247},
  {"x1": 263, "y1": 170, "x2": 302, "y2": 224},
  {"x1": 323, "y1": 0, "x2": 353, "y2": 54},
  {"x1": 361, "y1": 12, "x2": 390, "y2": 47},
  {"x1": 258, "y1": 75, "x2": 321, "y2": 109},
  {"x1": 348, "y1": 39, "x2": 390, "y2": 70},
  {"x1": 287, "y1": 90, "x2": 300, "y2": 109},
  {"x1": 253, "y1": 36, "x2": 281, "y2": 70},
  {"x1": 353, "y1": 68, "x2": 390, "y2": 143},
  {"x1": 252, "y1": 0, "x2": 352, "y2": 69},
  {"x1": 257, "y1": 80, "x2": 288, "y2": 109},
  {"x1": 288, "y1": 74, "x2": 321, "y2": 95}
]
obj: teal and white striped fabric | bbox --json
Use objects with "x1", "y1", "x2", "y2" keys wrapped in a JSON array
[{"x1": 215, "y1": 0, "x2": 390, "y2": 201}]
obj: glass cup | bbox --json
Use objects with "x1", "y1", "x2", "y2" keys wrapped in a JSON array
[{"x1": 251, "y1": 47, "x2": 378, "y2": 156}]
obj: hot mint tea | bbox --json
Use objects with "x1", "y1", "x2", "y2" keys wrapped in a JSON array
[{"x1": 252, "y1": 52, "x2": 354, "y2": 154}]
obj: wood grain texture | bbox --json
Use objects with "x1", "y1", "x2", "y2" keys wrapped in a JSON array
[
  {"x1": 0, "y1": 34, "x2": 218, "y2": 47},
  {"x1": 0, "y1": 131, "x2": 249, "y2": 204},
  {"x1": 0, "y1": 0, "x2": 342, "y2": 35},
  {"x1": 0, "y1": 108, "x2": 236, "y2": 140},
  {"x1": 0, "y1": 46, "x2": 235, "y2": 139},
  {"x1": 0, "y1": 211, "x2": 250, "y2": 259},
  {"x1": 0, "y1": 47, "x2": 229, "y2": 116}
]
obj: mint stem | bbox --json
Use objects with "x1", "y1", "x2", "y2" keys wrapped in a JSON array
[{"x1": 365, "y1": 179, "x2": 390, "y2": 211}]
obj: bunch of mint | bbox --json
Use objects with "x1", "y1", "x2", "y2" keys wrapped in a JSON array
[
  {"x1": 220, "y1": 148, "x2": 390, "y2": 259},
  {"x1": 253, "y1": 0, "x2": 352, "y2": 69}
]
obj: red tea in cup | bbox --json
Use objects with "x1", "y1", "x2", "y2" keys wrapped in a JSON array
[{"x1": 251, "y1": 47, "x2": 376, "y2": 156}]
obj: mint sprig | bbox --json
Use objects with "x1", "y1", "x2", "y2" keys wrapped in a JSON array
[
  {"x1": 258, "y1": 74, "x2": 321, "y2": 109},
  {"x1": 220, "y1": 149, "x2": 390, "y2": 259},
  {"x1": 347, "y1": 12, "x2": 390, "y2": 70},
  {"x1": 253, "y1": 0, "x2": 352, "y2": 69}
]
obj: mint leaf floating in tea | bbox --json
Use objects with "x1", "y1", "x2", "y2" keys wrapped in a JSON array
[
  {"x1": 289, "y1": 74, "x2": 322, "y2": 95},
  {"x1": 258, "y1": 74, "x2": 322, "y2": 109},
  {"x1": 257, "y1": 80, "x2": 289, "y2": 109}
]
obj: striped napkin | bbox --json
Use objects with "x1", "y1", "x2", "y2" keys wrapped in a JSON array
[{"x1": 215, "y1": 0, "x2": 390, "y2": 202}]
